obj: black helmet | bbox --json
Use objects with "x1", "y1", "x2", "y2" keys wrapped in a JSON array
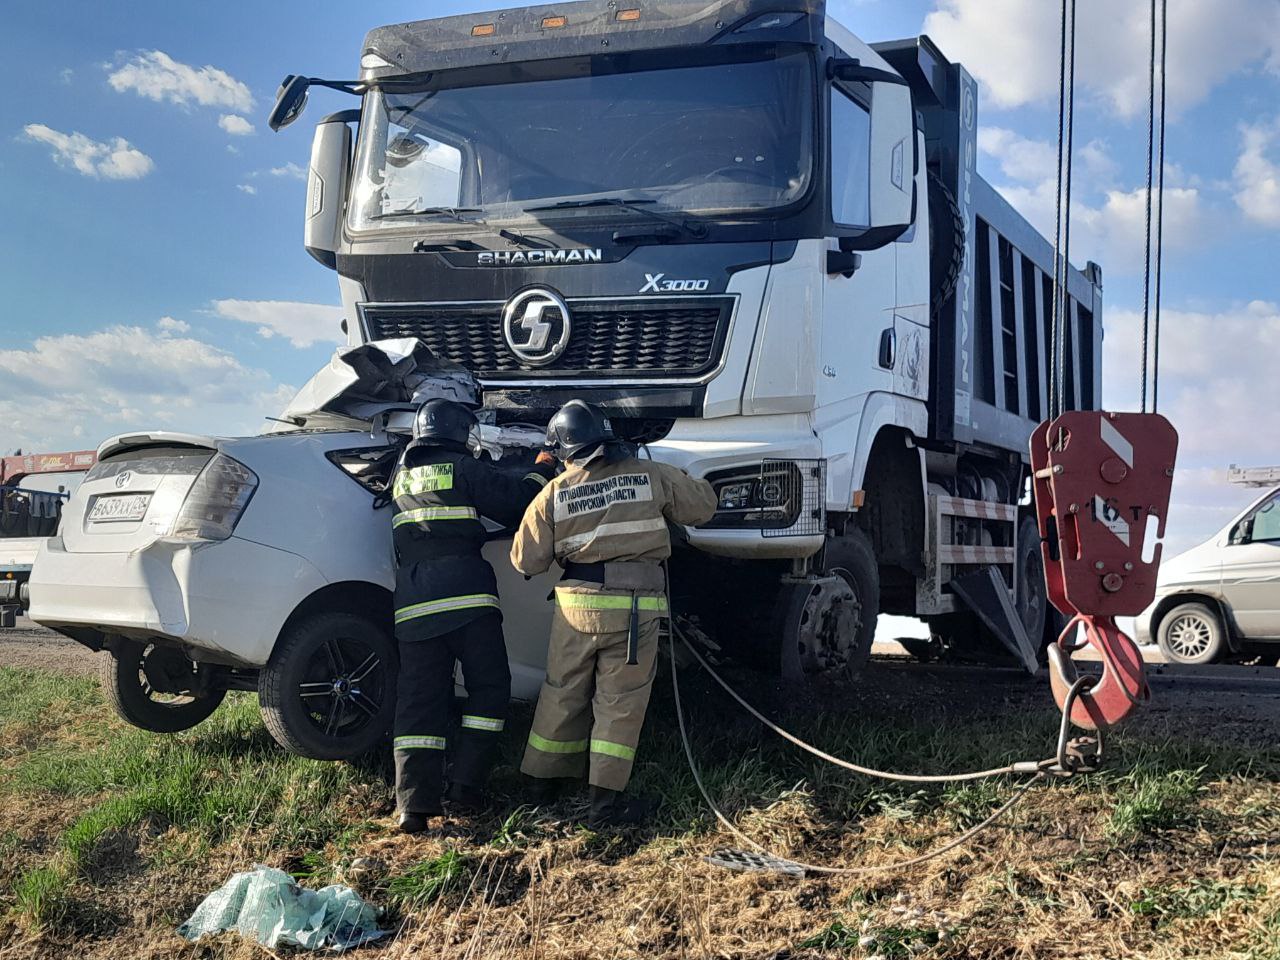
[
  {"x1": 545, "y1": 400, "x2": 614, "y2": 461},
  {"x1": 413, "y1": 399, "x2": 479, "y2": 448}
]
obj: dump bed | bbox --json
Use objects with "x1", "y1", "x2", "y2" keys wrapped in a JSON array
[{"x1": 875, "y1": 36, "x2": 1103, "y2": 458}]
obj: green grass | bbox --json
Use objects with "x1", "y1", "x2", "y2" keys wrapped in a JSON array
[
  {"x1": 1107, "y1": 767, "x2": 1204, "y2": 839},
  {"x1": 0, "y1": 673, "x2": 392, "y2": 931},
  {"x1": 3, "y1": 661, "x2": 1279, "y2": 954},
  {"x1": 385, "y1": 849, "x2": 472, "y2": 906},
  {"x1": 1131, "y1": 878, "x2": 1264, "y2": 926}
]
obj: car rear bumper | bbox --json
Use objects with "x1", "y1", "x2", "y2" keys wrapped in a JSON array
[{"x1": 28, "y1": 535, "x2": 327, "y2": 666}]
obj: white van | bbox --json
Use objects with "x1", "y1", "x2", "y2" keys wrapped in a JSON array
[{"x1": 1136, "y1": 485, "x2": 1280, "y2": 664}]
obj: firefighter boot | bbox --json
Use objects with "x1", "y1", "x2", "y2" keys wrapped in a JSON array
[
  {"x1": 587, "y1": 786, "x2": 650, "y2": 829},
  {"x1": 526, "y1": 776, "x2": 576, "y2": 806},
  {"x1": 446, "y1": 781, "x2": 487, "y2": 814}
]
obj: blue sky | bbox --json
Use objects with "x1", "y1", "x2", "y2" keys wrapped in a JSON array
[{"x1": 2, "y1": 0, "x2": 1278, "y2": 552}]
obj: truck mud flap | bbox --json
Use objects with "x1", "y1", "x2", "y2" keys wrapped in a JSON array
[{"x1": 950, "y1": 567, "x2": 1038, "y2": 674}]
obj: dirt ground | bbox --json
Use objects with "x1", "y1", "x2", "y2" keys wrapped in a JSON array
[{"x1": 0, "y1": 617, "x2": 100, "y2": 676}]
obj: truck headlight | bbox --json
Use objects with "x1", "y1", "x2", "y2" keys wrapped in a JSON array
[
  {"x1": 704, "y1": 460, "x2": 826, "y2": 535},
  {"x1": 169, "y1": 453, "x2": 258, "y2": 541}
]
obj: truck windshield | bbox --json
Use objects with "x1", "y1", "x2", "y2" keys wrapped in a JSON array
[{"x1": 348, "y1": 48, "x2": 814, "y2": 232}]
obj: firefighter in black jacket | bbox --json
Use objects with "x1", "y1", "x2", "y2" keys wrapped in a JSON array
[{"x1": 391, "y1": 399, "x2": 551, "y2": 833}]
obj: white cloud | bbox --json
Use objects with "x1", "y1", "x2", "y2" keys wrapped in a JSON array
[
  {"x1": 0, "y1": 326, "x2": 293, "y2": 452},
  {"x1": 212, "y1": 299, "x2": 346, "y2": 349},
  {"x1": 268, "y1": 162, "x2": 306, "y2": 180},
  {"x1": 977, "y1": 129, "x2": 1205, "y2": 272},
  {"x1": 1234, "y1": 116, "x2": 1280, "y2": 227},
  {"x1": 977, "y1": 126, "x2": 1057, "y2": 184},
  {"x1": 107, "y1": 50, "x2": 254, "y2": 113},
  {"x1": 1100, "y1": 300, "x2": 1280, "y2": 552},
  {"x1": 923, "y1": 0, "x2": 1280, "y2": 118},
  {"x1": 21, "y1": 124, "x2": 154, "y2": 180},
  {"x1": 218, "y1": 114, "x2": 254, "y2": 136},
  {"x1": 236, "y1": 183, "x2": 257, "y2": 195},
  {"x1": 59, "y1": 68, "x2": 74, "y2": 85},
  {"x1": 156, "y1": 316, "x2": 190, "y2": 335}
]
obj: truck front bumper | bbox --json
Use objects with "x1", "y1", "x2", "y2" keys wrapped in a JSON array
[{"x1": 28, "y1": 535, "x2": 327, "y2": 667}]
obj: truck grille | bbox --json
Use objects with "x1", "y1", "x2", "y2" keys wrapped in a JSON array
[{"x1": 360, "y1": 297, "x2": 733, "y2": 379}]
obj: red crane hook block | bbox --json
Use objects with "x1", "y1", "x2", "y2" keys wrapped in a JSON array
[{"x1": 1030, "y1": 411, "x2": 1178, "y2": 729}]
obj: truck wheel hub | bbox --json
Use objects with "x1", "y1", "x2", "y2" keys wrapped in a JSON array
[{"x1": 796, "y1": 574, "x2": 861, "y2": 672}]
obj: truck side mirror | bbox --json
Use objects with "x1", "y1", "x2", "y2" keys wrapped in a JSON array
[
  {"x1": 867, "y1": 80, "x2": 915, "y2": 235},
  {"x1": 268, "y1": 75, "x2": 311, "y2": 131},
  {"x1": 304, "y1": 114, "x2": 354, "y2": 269}
]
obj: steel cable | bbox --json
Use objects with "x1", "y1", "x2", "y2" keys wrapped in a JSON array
[
  {"x1": 669, "y1": 624, "x2": 1047, "y2": 876},
  {"x1": 1141, "y1": 0, "x2": 1158, "y2": 412},
  {"x1": 1152, "y1": 0, "x2": 1168, "y2": 412}
]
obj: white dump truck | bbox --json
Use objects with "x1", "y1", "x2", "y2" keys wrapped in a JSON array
[{"x1": 30, "y1": 0, "x2": 1102, "y2": 758}]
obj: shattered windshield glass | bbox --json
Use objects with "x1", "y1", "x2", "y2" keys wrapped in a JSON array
[{"x1": 348, "y1": 47, "x2": 814, "y2": 231}]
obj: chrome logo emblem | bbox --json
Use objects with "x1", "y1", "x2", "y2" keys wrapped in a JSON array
[
  {"x1": 502, "y1": 287, "x2": 571, "y2": 366},
  {"x1": 114, "y1": 471, "x2": 133, "y2": 489}
]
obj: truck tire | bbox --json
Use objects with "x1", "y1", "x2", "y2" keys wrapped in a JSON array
[
  {"x1": 1014, "y1": 516, "x2": 1050, "y2": 659},
  {"x1": 775, "y1": 527, "x2": 879, "y2": 682},
  {"x1": 101, "y1": 640, "x2": 226, "y2": 733},
  {"x1": 258, "y1": 611, "x2": 397, "y2": 760},
  {"x1": 1157, "y1": 602, "x2": 1225, "y2": 665},
  {"x1": 928, "y1": 172, "x2": 965, "y2": 317}
]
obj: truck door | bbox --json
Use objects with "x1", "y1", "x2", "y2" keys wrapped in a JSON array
[
  {"x1": 1222, "y1": 490, "x2": 1280, "y2": 639},
  {"x1": 819, "y1": 85, "x2": 897, "y2": 410}
]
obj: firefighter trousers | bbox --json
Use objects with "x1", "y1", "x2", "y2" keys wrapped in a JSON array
[
  {"x1": 520, "y1": 591, "x2": 664, "y2": 792},
  {"x1": 393, "y1": 611, "x2": 510, "y2": 814}
]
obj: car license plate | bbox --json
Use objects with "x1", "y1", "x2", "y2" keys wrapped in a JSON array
[{"x1": 88, "y1": 493, "x2": 151, "y2": 523}]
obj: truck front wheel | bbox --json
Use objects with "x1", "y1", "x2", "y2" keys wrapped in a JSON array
[
  {"x1": 258, "y1": 611, "x2": 397, "y2": 760},
  {"x1": 101, "y1": 639, "x2": 227, "y2": 733},
  {"x1": 775, "y1": 528, "x2": 880, "y2": 682}
]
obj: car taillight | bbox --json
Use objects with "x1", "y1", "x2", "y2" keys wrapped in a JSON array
[{"x1": 169, "y1": 453, "x2": 258, "y2": 541}]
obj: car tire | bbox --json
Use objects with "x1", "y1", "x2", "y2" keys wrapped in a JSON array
[
  {"x1": 1157, "y1": 602, "x2": 1225, "y2": 665},
  {"x1": 259, "y1": 611, "x2": 397, "y2": 760},
  {"x1": 775, "y1": 527, "x2": 879, "y2": 682},
  {"x1": 101, "y1": 639, "x2": 226, "y2": 733}
]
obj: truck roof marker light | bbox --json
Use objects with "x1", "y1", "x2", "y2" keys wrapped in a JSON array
[
  {"x1": 616, "y1": 9, "x2": 641, "y2": 21},
  {"x1": 471, "y1": 23, "x2": 496, "y2": 37},
  {"x1": 542, "y1": 15, "x2": 567, "y2": 29},
  {"x1": 734, "y1": 12, "x2": 805, "y2": 32}
]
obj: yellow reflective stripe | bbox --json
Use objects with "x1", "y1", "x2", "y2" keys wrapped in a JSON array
[
  {"x1": 393, "y1": 463, "x2": 455, "y2": 497},
  {"x1": 527, "y1": 731, "x2": 588, "y2": 754},
  {"x1": 395, "y1": 593, "x2": 499, "y2": 623},
  {"x1": 461, "y1": 715, "x2": 505, "y2": 732},
  {"x1": 392, "y1": 506, "x2": 478, "y2": 527},
  {"x1": 395, "y1": 735, "x2": 446, "y2": 750},
  {"x1": 554, "y1": 590, "x2": 668, "y2": 612},
  {"x1": 523, "y1": 472, "x2": 550, "y2": 488},
  {"x1": 590, "y1": 738, "x2": 636, "y2": 761}
]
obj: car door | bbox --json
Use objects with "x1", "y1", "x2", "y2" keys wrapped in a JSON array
[{"x1": 1221, "y1": 489, "x2": 1280, "y2": 639}]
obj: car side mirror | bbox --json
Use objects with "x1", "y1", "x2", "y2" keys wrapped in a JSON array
[
  {"x1": 1233, "y1": 518, "x2": 1255, "y2": 544},
  {"x1": 268, "y1": 75, "x2": 311, "y2": 131}
]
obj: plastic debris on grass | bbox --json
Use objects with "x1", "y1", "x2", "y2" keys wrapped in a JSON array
[{"x1": 178, "y1": 864, "x2": 389, "y2": 951}]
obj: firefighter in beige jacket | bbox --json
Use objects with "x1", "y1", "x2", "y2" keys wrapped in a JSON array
[{"x1": 511, "y1": 400, "x2": 717, "y2": 827}]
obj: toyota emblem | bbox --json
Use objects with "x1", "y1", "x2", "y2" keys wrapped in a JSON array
[
  {"x1": 114, "y1": 471, "x2": 133, "y2": 489},
  {"x1": 502, "y1": 288, "x2": 571, "y2": 366}
]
